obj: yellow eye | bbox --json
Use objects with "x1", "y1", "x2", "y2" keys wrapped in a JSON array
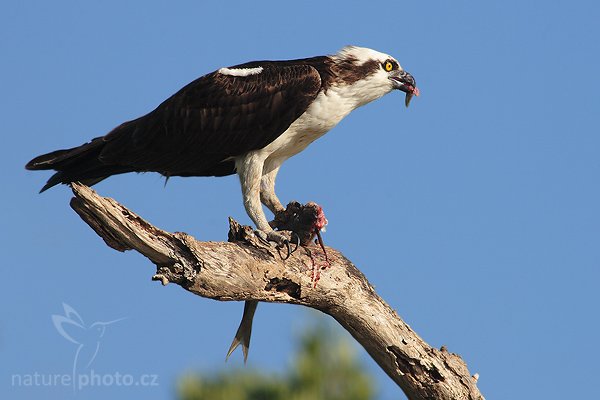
[{"x1": 384, "y1": 61, "x2": 393, "y2": 72}]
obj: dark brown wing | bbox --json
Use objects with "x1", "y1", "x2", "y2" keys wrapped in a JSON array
[{"x1": 99, "y1": 63, "x2": 323, "y2": 176}]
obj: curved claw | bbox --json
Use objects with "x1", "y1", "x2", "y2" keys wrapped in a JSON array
[
  {"x1": 289, "y1": 232, "x2": 300, "y2": 255},
  {"x1": 276, "y1": 233, "x2": 301, "y2": 259},
  {"x1": 277, "y1": 239, "x2": 292, "y2": 260},
  {"x1": 256, "y1": 230, "x2": 297, "y2": 260},
  {"x1": 254, "y1": 230, "x2": 271, "y2": 246}
]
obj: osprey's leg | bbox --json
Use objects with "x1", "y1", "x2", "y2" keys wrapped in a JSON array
[
  {"x1": 236, "y1": 153, "x2": 272, "y2": 232},
  {"x1": 260, "y1": 162, "x2": 299, "y2": 259},
  {"x1": 236, "y1": 153, "x2": 288, "y2": 245},
  {"x1": 260, "y1": 165, "x2": 285, "y2": 216}
]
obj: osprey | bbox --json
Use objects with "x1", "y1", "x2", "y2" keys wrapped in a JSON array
[{"x1": 26, "y1": 45, "x2": 418, "y2": 359}]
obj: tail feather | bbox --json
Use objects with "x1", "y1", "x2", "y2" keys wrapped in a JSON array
[
  {"x1": 26, "y1": 149, "x2": 73, "y2": 171},
  {"x1": 38, "y1": 173, "x2": 107, "y2": 193},
  {"x1": 26, "y1": 137, "x2": 104, "y2": 171},
  {"x1": 26, "y1": 136, "x2": 132, "y2": 192}
]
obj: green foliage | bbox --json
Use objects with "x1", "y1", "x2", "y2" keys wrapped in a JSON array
[{"x1": 178, "y1": 318, "x2": 375, "y2": 400}]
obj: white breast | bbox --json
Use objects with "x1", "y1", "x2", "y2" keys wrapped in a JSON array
[
  {"x1": 260, "y1": 86, "x2": 355, "y2": 160},
  {"x1": 240, "y1": 72, "x2": 392, "y2": 174}
]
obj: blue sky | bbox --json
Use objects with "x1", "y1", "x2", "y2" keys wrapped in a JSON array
[{"x1": 2, "y1": 1, "x2": 599, "y2": 399}]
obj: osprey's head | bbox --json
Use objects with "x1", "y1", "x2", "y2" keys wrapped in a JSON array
[{"x1": 333, "y1": 46, "x2": 419, "y2": 107}]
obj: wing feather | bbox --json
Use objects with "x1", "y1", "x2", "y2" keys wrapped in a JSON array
[{"x1": 100, "y1": 64, "x2": 322, "y2": 176}]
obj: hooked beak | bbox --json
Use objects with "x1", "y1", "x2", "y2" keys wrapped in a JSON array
[{"x1": 390, "y1": 70, "x2": 419, "y2": 107}]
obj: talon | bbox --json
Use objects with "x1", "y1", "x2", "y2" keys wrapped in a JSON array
[
  {"x1": 262, "y1": 230, "x2": 294, "y2": 260},
  {"x1": 254, "y1": 230, "x2": 271, "y2": 246},
  {"x1": 277, "y1": 239, "x2": 292, "y2": 260},
  {"x1": 285, "y1": 239, "x2": 291, "y2": 258},
  {"x1": 289, "y1": 232, "x2": 300, "y2": 255}
]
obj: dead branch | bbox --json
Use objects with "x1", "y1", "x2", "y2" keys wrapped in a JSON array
[{"x1": 68, "y1": 182, "x2": 484, "y2": 400}]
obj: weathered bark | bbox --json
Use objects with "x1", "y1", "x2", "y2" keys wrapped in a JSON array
[{"x1": 69, "y1": 182, "x2": 484, "y2": 400}]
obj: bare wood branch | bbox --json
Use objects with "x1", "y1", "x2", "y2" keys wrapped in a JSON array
[{"x1": 69, "y1": 182, "x2": 484, "y2": 400}]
